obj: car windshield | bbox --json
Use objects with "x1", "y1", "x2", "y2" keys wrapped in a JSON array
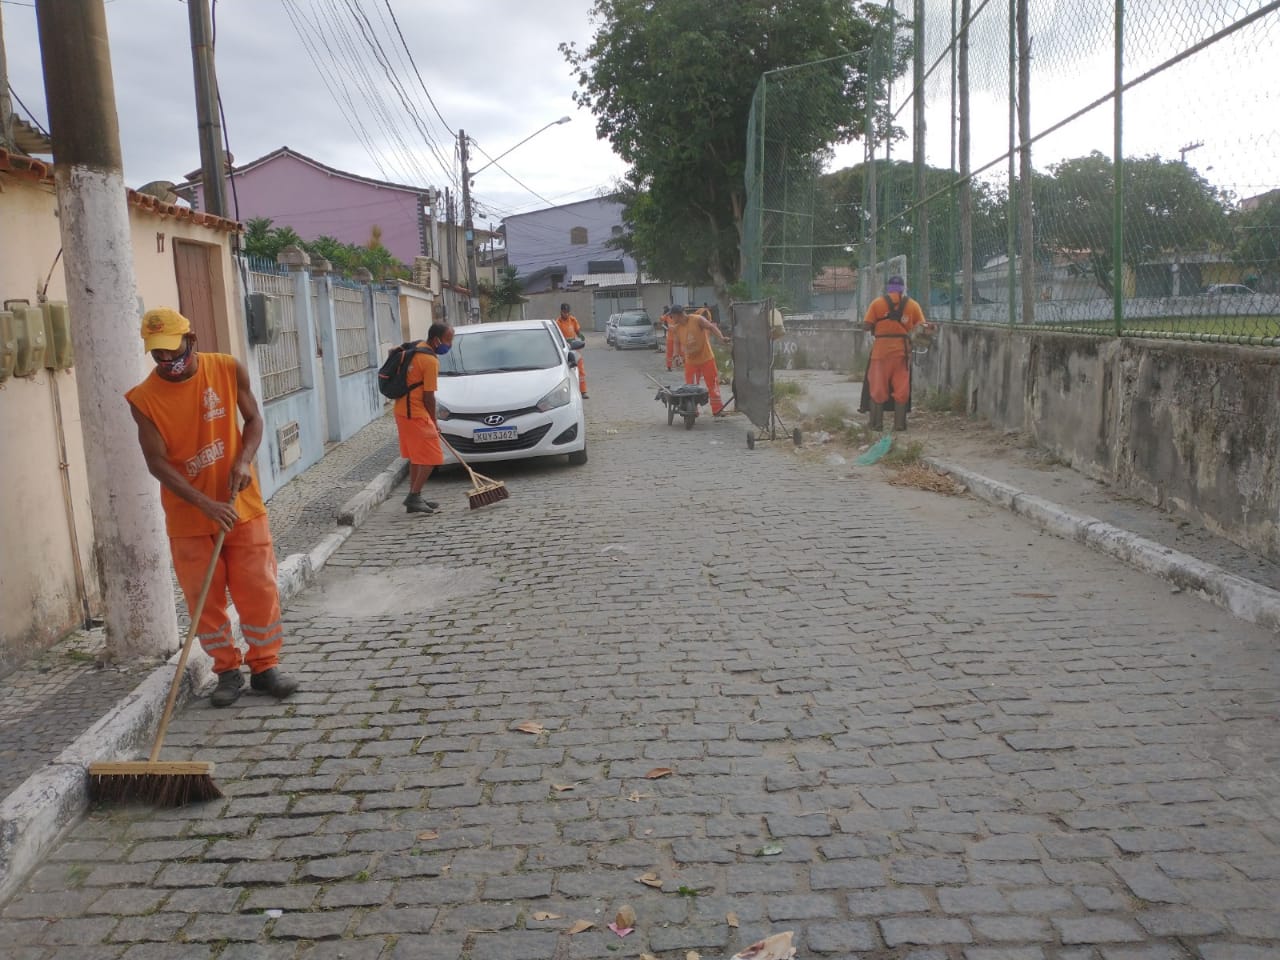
[
  {"x1": 439, "y1": 328, "x2": 562, "y2": 376},
  {"x1": 620, "y1": 315, "x2": 650, "y2": 327}
]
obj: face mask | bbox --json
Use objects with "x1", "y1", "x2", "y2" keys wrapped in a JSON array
[
  {"x1": 156, "y1": 340, "x2": 194, "y2": 378},
  {"x1": 435, "y1": 343, "x2": 451, "y2": 356}
]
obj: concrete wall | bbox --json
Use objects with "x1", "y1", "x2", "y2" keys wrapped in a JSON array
[
  {"x1": 0, "y1": 173, "x2": 240, "y2": 672},
  {"x1": 398, "y1": 282, "x2": 435, "y2": 341},
  {"x1": 775, "y1": 313, "x2": 1280, "y2": 562}
]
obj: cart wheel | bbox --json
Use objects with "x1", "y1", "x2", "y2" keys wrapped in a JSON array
[
  {"x1": 792, "y1": 428, "x2": 802, "y2": 447},
  {"x1": 746, "y1": 430, "x2": 756, "y2": 450},
  {"x1": 667, "y1": 405, "x2": 675, "y2": 426},
  {"x1": 684, "y1": 413, "x2": 696, "y2": 430}
]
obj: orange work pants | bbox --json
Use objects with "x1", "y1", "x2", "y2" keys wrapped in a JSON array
[
  {"x1": 685, "y1": 357, "x2": 724, "y2": 415},
  {"x1": 575, "y1": 353, "x2": 587, "y2": 394},
  {"x1": 867, "y1": 354, "x2": 911, "y2": 406},
  {"x1": 170, "y1": 513, "x2": 283, "y2": 675},
  {"x1": 665, "y1": 330, "x2": 684, "y2": 369}
]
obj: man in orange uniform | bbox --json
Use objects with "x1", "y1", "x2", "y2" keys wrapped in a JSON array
[
  {"x1": 671, "y1": 303, "x2": 730, "y2": 415},
  {"x1": 555, "y1": 302, "x2": 588, "y2": 397},
  {"x1": 126, "y1": 308, "x2": 299, "y2": 708},
  {"x1": 860, "y1": 274, "x2": 930, "y2": 431},
  {"x1": 662, "y1": 305, "x2": 684, "y2": 370},
  {"x1": 395, "y1": 323, "x2": 452, "y2": 514}
]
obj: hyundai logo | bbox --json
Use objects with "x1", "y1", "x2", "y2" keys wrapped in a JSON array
[{"x1": 483, "y1": 414, "x2": 506, "y2": 426}]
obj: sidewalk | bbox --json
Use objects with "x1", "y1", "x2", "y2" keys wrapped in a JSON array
[{"x1": 0, "y1": 412, "x2": 401, "y2": 801}]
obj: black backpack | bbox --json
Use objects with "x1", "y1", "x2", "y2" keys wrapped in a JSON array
[{"x1": 378, "y1": 341, "x2": 430, "y2": 401}]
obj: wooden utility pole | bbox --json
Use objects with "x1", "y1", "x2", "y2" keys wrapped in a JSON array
[
  {"x1": 458, "y1": 130, "x2": 480, "y2": 321},
  {"x1": 188, "y1": 0, "x2": 227, "y2": 217},
  {"x1": 35, "y1": 0, "x2": 178, "y2": 658}
]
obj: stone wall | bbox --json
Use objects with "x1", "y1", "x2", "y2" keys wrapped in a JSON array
[{"x1": 777, "y1": 318, "x2": 1280, "y2": 561}]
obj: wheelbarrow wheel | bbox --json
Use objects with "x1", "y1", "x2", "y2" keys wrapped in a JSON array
[
  {"x1": 667, "y1": 404, "x2": 675, "y2": 426},
  {"x1": 746, "y1": 430, "x2": 756, "y2": 450},
  {"x1": 684, "y1": 413, "x2": 696, "y2": 430}
]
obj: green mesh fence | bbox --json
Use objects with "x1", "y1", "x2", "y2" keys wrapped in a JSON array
[{"x1": 743, "y1": 0, "x2": 1280, "y2": 344}]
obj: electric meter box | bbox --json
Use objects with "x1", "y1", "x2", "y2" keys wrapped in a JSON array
[
  {"x1": 42, "y1": 302, "x2": 74, "y2": 370},
  {"x1": 247, "y1": 292, "x2": 281, "y2": 345},
  {"x1": 0, "y1": 311, "x2": 16, "y2": 382},
  {"x1": 11, "y1": 304, "x2": 47, "y2": 376}
]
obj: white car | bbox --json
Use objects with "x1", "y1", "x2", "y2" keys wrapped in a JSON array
[{"x1": 435, "y1": 318, "x2": 588, "y2": 466}]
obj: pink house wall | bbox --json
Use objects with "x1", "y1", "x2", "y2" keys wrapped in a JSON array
[{"x1": 194, "y1": 153, "x2": 427, "y2": 266}]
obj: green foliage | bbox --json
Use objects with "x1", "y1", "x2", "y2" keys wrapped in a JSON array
[
  {"x1": 241, "y1": 218, "x2": 409, "y2": 281},
  {"x1": 478, "y1": 267, "x2": 525, "y2": 322},
  {"x1": 1235, "y1": 192, "x2": 1280, "y2": 285},
  {"x1": 564, "y1": 0, "x2": 892, "y2": 292},
  {"x1": 881, "y1": 438, "x2": 924, "y2": 466},
  {"x1": 1032, "y1": 152, "x2": 1231, "y2": 296},
  {"x1": 920, "y1": 387, "x2": 966, "y2": 414}
]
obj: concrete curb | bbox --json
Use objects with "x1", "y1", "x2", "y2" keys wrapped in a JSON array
[
  {"x1": 926, "y1": 457, "x2": 1280, "y2": 634},
  {"x1": 0, "y1": 456, "x2": 408, "y2": 904}
]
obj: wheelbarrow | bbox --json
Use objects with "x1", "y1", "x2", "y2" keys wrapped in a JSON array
[{"x1": 652, "y1": 380, "x2": 710, "y2": 430}]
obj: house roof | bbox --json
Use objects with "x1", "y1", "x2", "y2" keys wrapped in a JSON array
[
  {"x1": 502, "y1": 193, "x2": 623, "y2": 222},
  {"x1": 813, "y1": 266, "x2": 857, "y2": 293},
  {"x1": 0, "y1": 148, "x2": 239, "y2": 234},
  {"x1": 10, "y1": 116, "x2": 53, "y2": 156},
  {"x1": 568, "y1": 272, "x2": 660, "y2": 289},
  {"x1": 181, "y1": 146, "x2": 436, "y2": 197}
]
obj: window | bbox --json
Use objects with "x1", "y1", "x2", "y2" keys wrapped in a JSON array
[{"x1": 569, "y1": 226, "x2": 588, "y2": 245}]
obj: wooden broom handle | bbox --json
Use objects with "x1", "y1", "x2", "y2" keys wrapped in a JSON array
[
  {"x1": 147, "y1": 517, "x2": 231, "y2": 763},
  {"x1": 437, "y1": 434, "x2": 492, "y2": 486}
]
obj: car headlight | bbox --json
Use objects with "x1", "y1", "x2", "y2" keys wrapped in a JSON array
[
  {"x1": 435, "y1": 401, "x2": 452, "y2": 421},
  {"x1": 536, "y1": 377, "x2": 572, "y2": 412}
]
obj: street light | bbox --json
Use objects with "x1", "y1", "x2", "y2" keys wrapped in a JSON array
[{"x1": 459, "y1": 116, "x2": 572, "y2": 320}]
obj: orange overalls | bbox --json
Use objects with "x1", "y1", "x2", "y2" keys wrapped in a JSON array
[
  {"x1": 862, "y1": 293, "x2": 926, "y2": 406},
  {"x1": 556, "y1": 314, "x2": 587, "y2": 394},
  {"x1": 664, "y1": 317, "x2": 684, "y2": 369},
  {"x1": 126, "y1": 353, "x2": 284, "y2": 675},
  {"x1": 682, "y1": 316, "x2": 724, "y2": 414}
]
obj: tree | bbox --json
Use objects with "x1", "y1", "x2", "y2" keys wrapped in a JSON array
[
  {"x1": 1033, "y1": 152, "x2": 1231, "y2": 296},
  {"x1": 478, "y1": 267, "x2": 525, "y2": 322},
  {"x1": 1236, "y1": 192, "x2": 1280, "y2": 289},
  {"x1": 563, "y1": 0, "x2": 896, "y2": 305}
]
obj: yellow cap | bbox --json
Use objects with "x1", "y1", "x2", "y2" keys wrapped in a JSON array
[{"x1": 141, "y1": 307, "x2": 191, "y2": 353}]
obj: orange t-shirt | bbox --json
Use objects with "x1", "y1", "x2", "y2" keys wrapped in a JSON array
[
  {"x1": 682, "y1": 318, "x2": 715, "y2": 365},
  {"x1": 125, "y1": 352, "x2": 267, "y2": 538},
  {"x1": 556, "y1": 314, "x2": 582, "y2": 342},
  {"x1": 392, "y1": 344, "x2": 439, "y2": 419},
  {"x1": 863, "y1": 294, "x2": 926, "y2": 360}
]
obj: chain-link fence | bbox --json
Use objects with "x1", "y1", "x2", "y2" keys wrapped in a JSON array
[{"x1": 743, "y1": 1, "x2": 1280, "y2": 345}]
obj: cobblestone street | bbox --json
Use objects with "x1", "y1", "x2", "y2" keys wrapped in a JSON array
[{"x1": 2, "y1": 339, "x2": 1277, "y2": 959}]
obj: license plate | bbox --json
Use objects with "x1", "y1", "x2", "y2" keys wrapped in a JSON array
[{"x1": 473, "y1": 426, "x2": 517, "y2": 443}]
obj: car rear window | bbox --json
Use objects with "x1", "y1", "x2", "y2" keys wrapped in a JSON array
[
  {"x1": 439, "y1": 328, "x2": 562, "y2": 375},
  {"x1": 620, "y1": 314, "x2": 651, "y2": 327}
]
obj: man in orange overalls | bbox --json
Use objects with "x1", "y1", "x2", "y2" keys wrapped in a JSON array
[
  {"x1": 395, "y1": 323, "x2": 452, "y2": 514},
  {"x1": 671, "y1": 303, "x2": 730, "y2": 415},
  {"x1": 555, "y1": 302, "x2": 588, "y2": 397},
  {"x1": 860, "y1": 274, "x2": 931, "y2": 431},
  {"x1": 127, "y1": 307, "x2": 299, "y2": 708},
  {"x1": 662, "y1": 305, "x2": 684, "y2": 370}
]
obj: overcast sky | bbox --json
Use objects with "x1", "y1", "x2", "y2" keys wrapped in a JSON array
[
  {"x1": 2, "y1": 0, "x2": 627, "y2": 229},
  {"x1": 5, "y1": 0, "x2": 1275, "y2": 231}
]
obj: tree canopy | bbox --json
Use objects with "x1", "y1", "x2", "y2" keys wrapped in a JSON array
[
  {"x1": 241, "y1": 217, "x2": 409, "y2": 281},
  {"x1": 1235, "y1": 191, "x2": 1280, "y2": 287},
  {"x1": 563, "y1": 0, "x2": 894, "y2": 298}
]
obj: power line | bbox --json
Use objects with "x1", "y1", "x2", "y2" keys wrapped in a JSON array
[
  {"x1": 6, "y1": 82, "x2": 50, "y2": 138},
  {"x1": 381, "y1": 0, "x2": 455, "y2": 137},
  {"x1": 467, "y1": 139, "x2": 558, "y2": 207}
]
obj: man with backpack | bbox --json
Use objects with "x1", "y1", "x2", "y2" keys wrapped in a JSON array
[
  {"x1": 860, "y1": 274, "x2": 931, "y2": 431},
  {"x1": 382, "y1": 323, "x2": 452, "y2": 514}
]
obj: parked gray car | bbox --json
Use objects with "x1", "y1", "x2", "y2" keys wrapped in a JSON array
[{"x1": 611, "y1": 310, "x2": 659, "y2": 349}]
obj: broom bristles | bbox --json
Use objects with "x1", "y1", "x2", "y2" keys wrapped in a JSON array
[
  {"x1": 467, "y1": 478, "x2": 509, "y2": 509},
  {"x1": 88, "y1": 761, "x2": 223, "y2": 806}
]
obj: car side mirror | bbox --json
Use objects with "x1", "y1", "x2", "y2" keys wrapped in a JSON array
[{"x1": 568, "y1": 338, "x2": 585, "y2": 351}]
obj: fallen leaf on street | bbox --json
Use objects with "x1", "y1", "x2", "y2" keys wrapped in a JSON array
[
  {"x1": 568, "y1": 919, "x2": 594, "y2": 935},
  {"x1": 635, "y1": 872, "x2": 664, "y2": 889},
  {"x1": 727, "y1": 911, "x2": 740, "y2": 928},
  {"x1": 644, "y1": 767, "x2": 674, "y2": 779},
  {"x1": 514, "y1": 721, "x2": 545, "y2": 735},
  {"x1": 531, "y1": 911, "x2": 562, "y2": 922},
  {"x1": 731, "y1": 931, "x2": 797, "y2": 959},
  {"x1": 626, "y1": 790, "x2": 651, "y2": 802},
  {"x1": 551, "y1": 783, "x2": 576, "y2": 792},
  {"x1": 755, "y1": 842, "x2": 784, "y2": 856},
  {"x1": 686, "y1": 952, "x2": 702, "y2": 960},
  {"x1": 416, "y1": 830, "x2": 439, "y2": 841},
  {"x1": 615, "y1": 904, "x2": 637, "y2": 928}
]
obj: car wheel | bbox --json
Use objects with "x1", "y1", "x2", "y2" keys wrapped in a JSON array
[{"x1": 568, "y1": 445, "x2": 588, "y2": 465}]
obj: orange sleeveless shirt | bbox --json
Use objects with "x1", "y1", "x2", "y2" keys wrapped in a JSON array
[
  {"x1": 126, "y1": 352, "x2": 267, "y2": 538},
  {"x1": 683, "y1": 319, "x2": 715, "y2": 365}
]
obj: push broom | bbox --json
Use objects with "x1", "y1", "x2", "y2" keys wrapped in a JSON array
[
  {"x1": 438, "y1": 435, "x2": 510, "y2": 509},
  {"x1": 88, "y1": 521, "x2": 229, "y2": 806}
]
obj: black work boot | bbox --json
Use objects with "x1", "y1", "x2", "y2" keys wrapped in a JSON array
[
  {"x1": 210, "y1": 669, "x2": 245, "y2": 708},
  {"x1": 250, "y1": 667, "x2": 299, "y2": 700},
  {"x1": 894, "y1": 405, "x2": 908, "y2": 432},
  {"x1": 869, "y1": 402, "x2": 884, "y2": 431},
  {"x1": 404, "y1": 493, "x2": 438, "y2": 514}
]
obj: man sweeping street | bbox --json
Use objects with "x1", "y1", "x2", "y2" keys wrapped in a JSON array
[
  {"x1": 671, "y1": 303, "x2": 730, "y2": 415},
  {"x1": 393, "y1": 323, "x2": 452, "y2": 515},
  {"x1": 126, "y1": 307, "x2": 299, "y2": 708},
  {"x1": 860, "y1": 274, "x2": 931, "y2": 431},
  {"x1": 555, "y1": 302, "x2": 588, "y2": 397}
]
